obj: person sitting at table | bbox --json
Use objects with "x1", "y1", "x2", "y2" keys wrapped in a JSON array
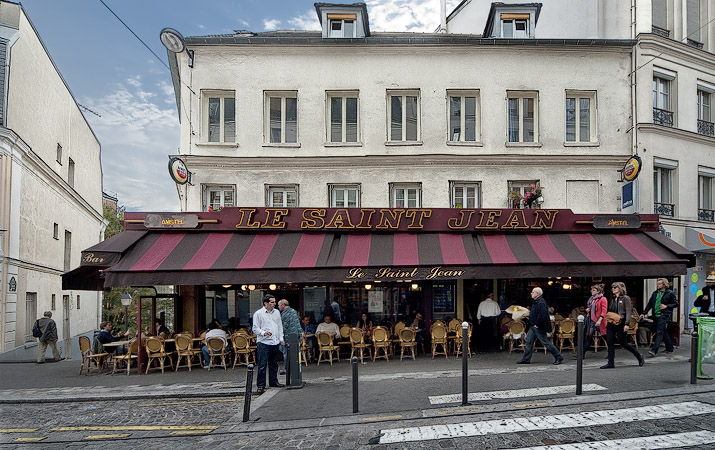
[
  {"x1": 356, "y1": 313, "x2": 373, "y2": 334},
  {"x1": 316, "y1": 315, "x2": 340, "y2": 342},
  {"x1": 97, "y1": 321, "x2": 129, "y2": 354},
  {"x1": 155, "y1": 318, "x2": 169, "y2": 337},
  {"x1": 301, "y1": 315, "x2": 317, "y2": 361},
  {"x1": 569, "y1": 305, "x2": 586, "y2": 320},
  {"x1": 202, "y1": 322, "x2": 228, "y2": 369},
  {"x1": 410, "y1": 312, "x2": 426, "y2": 354}
]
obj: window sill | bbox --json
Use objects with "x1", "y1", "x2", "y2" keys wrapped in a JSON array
[
  {"x1": 505, "y1": 142, "x2": 542, "y2": 148},
  {"x1": 324, "y1": 142, "x2": 363, "y2": 147},
  {"x1": 195, "y1": 142, "x2": 239, "y2": 148},
  {"x1": 446, "y1": 141, "x2": 484, "y2": 147},
  {"x1": 262, "y1": 143, "x2": 302, "y2": 148},
  {"x1": 384, "y1": 141, "x2": 423, "y2": 147},
  {"x1": 563, "y1": 141, "x2": 600, "y2": 147}
]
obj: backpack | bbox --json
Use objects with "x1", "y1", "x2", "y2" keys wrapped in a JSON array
[{"x1": 32, "y1": 320, "x2": 42, "y2": 338}]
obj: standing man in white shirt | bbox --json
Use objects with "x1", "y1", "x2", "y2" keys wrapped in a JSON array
[
  {"x1": 252, "y1": 294, "x2": 284, "y2": 394},
  {"x1": 477, "y1": 293, "x2": 502, "y2": 352}
]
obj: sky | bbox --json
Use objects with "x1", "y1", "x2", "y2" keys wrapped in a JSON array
[{"x1": 19, "y1": 0, "x2": 458, "y2": 212}]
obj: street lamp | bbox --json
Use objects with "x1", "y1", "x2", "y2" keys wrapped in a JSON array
[
  {"x1": 120, "y1": 291, "x2": 132, "y2": 324},
  {"x1": 160, "y1": 27, "x2": 194, "y2": 67}
]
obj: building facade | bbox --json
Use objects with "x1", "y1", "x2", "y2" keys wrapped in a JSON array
[{"x1": 0, "y1": 1, "x2": 104, "y2": 357}]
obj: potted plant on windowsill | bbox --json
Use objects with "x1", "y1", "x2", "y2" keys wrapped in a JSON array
[
  {"x1": 507, "y1": 189, "x2": 523, "y2": 209},
  {"x1": 523, "y1": 184, "x2": 544, "y2": 208}
]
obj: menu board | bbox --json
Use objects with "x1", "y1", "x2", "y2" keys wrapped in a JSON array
[
  {"x1": 303, "y1": 287, "x2": 326, "y2": 317},
  {"x1": 432, "y1": 283, "x2": 455, "y2": 314},
  {"x1": 368, "y1": 290, "x2": 383, "y2": 313}
]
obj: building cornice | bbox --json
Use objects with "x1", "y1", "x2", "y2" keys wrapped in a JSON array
[
  {"x1": 637, "y1": 123, "x2": 715, "y2": 146},
  {"x1": 0, "y1": 127, "x2": 103, "y2": 222},
  {"x1": 638, "y1": 34, "x2": 715, "y2": 73}
]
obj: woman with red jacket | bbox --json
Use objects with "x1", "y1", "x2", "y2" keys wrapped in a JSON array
[{"x1": 577, "y1": 284, "x2": 607, "y2": 359}]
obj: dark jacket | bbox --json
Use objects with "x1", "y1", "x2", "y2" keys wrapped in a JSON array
[
  {"x1": 37, "y1": 317, "x2": 58, "y2": 342},
  {"x1": 643, "y1": 289, "x2": 678, "y2": 317},
  {"x1": 529, "y1": 296, "x2": 552, "y2": 332},
  {"x1": 97, "y1": 329, "x2": 122, "y2": 345},
  {"x1": 608, "y1": 295, "x2": 633, "y2": 325}
]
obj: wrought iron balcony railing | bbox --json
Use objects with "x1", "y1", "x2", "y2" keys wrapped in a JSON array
[
  {"x1": 699, "y1": 208, "x2": 715, "y2": 222},
  {"x1": 653, "y1": 108, "x2": 674, "y2": 127},
  {"x1": 652, "y1": 26, "x2": 670, "y2": 38},
  {"x1": 698, "y1": 119, "x2": 714, "y2": 137},
  {"x1": 687, "y1": 38, "x2": 704, "y2": 49},
  {"x1": 654, "y1": 202, "x2": 675, "y2": 217}
]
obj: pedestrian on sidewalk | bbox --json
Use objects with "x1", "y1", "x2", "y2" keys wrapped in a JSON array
[
  {"x1": 602, "y1": 282, "x2": 644, "y2": 369},
  {"x1": 278, "y1": 298, "x2": 301, "y2": 374},
  {"x1": 252, "y1": 295, "x2": 284, "y2": 394},
  {"x1": 36, "y1": 311, "x2": 60, "y2": 363},
  {"x1": 641, "y1": 278, "x2": 678, "y2": 357},
  {"x1": 516, "y1": 287, "x2": 564, "y2": 365},
  {"x1": 576, "y1": 284, "x2": 607, "y2": 359}
]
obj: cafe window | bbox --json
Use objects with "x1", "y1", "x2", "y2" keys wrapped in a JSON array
[
  {"x1": 450, "y1": 181, "x2": 480, "y2": 208},
  {"x1": 432, "y1": 281, "x2": 456, "y2": 321}
]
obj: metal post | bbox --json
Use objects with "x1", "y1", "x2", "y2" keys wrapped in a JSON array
[
  {"x1": 352, "y1": 356, "x2": 359, "y2": 413},
  {"x1": 287, "y1": 333, "x2": 304, "y2": 389},
  {"x1": 243, "y1": 364, "x2": 254, "y2": 422},
  {"x1": 285, "y1": 341, "x2": 291, "y2": 384},
  {"x1": 576, "y1": 315, "x2": 584, "y2": 395},
  {"x1": 461, "y1": 321, "x2": 469, "y2": 406},
  {"x1": 691, "y1": 325, "x2": 698, "y2": 385}
]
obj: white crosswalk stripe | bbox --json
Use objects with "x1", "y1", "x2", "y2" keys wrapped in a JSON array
[
  {"x1": 515, "y1": 430, "x2": 715, "y2": 449},
  {"x1": 428, "y1": 384, "x2": 607, "y2": 404},
  {"x1": 379, "y1": 401, "x2": 715, "y2": 444}
]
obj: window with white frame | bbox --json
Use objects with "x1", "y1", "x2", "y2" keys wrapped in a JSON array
[
  {"x1": 502, "y1": 17, "x2": 528, "y2": 37},
  {"x1": 653, "y1": 74, "x2": 674, "y2": 127},
  {"x1": 699, "y1": 168, "x2": 715, "y2": 222},
  {"x1": 203, "y1": 185, "x2": 235, "y2": 212},
  {"x1": 698, "y1": 88, "x2": 713, "y2": 136},
  {"x1": 653, "y1": 160, "x2": 676, "y2": 217},
  {"x1": 565, "y1": 91, "x2": 596, "y2": 143},
  {"x1": 508, "y1": 180, "x2": 539, "y2": 209},
  {"x1": 450, "y1": 182, "x2": 480, "y2": 208},
  {"x1": 266, "y1": 185, "x2": 298, "y2": 207},
  {"x1": 203, "y1": 91, "x2": 236, "y2": 143},
  {"x1": 507, "y1": 92, "x2": 537, "y2": 143},
  {"x1": 329, "y1": 184, "x2": 360, "y2": 207},
  {"x1": 327, "y1": 92, "x2": 359, "y2": 143},
  {"x1": 265, "y1": 91, "x2": 298, "y2": 144},
  {"x1": 448, "y1": 91, "x2": 479, "y2": 143},
  {"x1": 329, "y1": 17, "x2": 355, "y2": 38},
  {"x1": 390, "y1": 183, "x2": 421, "y2": 208},
  {"x1": 387, "y1": 90, "x2": 420, "y2": 142}
]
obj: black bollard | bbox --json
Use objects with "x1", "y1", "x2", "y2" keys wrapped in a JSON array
[
  {"x1": 576, "y1": 315, "x2": 584, "y2": 395},
  {"x1": 352, "y1": 356, "x2": 359, "y2": 413},
  {"x1": 243, "y1": 364, "x2": 254, "y2": 422},
  {"x1": 285, "y1": 341, "x2": 291, "y2": 384},
  {"x1": 689, "y1": 313, "x2": 709, "y2": 384},
  {"x1": 461, "y1": 322, "x2": 470, "y2": 406}
]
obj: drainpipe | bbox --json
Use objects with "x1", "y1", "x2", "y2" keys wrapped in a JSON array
[
  {"x1": 630, "y1": 0, "x2": 639, "y2": 211},
  {"x1": 440, "y1": 0, "x2": 447, "y2": 33}
]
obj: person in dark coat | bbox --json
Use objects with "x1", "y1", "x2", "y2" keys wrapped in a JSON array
[
  {"x1": 516, "y1": 288, "x2": 563, "y2": 365},
  {"x1": 641, "y1": 278, "x2": 678, "y2": 356},
  {"x1": 36, "y1": 311, "x2": 60, "y2": 363}
]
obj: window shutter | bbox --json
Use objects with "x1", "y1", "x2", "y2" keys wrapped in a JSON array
[
  {"x1": 652, "y1": 0, "x2": 668, "y2": 29},
  {"x1": 687, "y1": 0, "x2": 700, "y2": 41}
]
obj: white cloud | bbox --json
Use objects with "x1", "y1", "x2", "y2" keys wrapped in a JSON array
[
  {"x1": 236, "y1": 18, "x2": 250, "y2": 28},
  {"x1": 198, "y1": 24, "x2": 205, "y2": 30},
  {"x1": 288, "y1": 10, "x2": 320, "y2": 30},
  {"x1": 263, "y1": 18, "x2": 281, "y2": 31},
  {"x1": 82, "y1": 79, "x2": 180, "y2": 212},
  {"x1": 366, "y1": 0, "x2": 461, "y2": 32}
]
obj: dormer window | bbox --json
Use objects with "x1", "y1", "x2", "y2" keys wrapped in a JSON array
[
  {"x1": 329, "y1": 15, "x2": 355, "y2": 38},
  {"x1": 483, "y1": 3, "x2": 541, "y2": 39},
  {"x1": 501, "y1": 15, "x2": 529, "y2": 38},
  {"x1": 315, "y1": 3, "x2": 370, "y2": 39}
]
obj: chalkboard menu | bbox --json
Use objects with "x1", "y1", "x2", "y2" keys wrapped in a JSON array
[
  {"x1": 303, "y1": 287, "x2": 326, "y2": 320},
  {"x1": 432, "y1": 282, "x2": 455, "y2": 314}
]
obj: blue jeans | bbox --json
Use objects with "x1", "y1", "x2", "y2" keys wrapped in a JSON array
[
  {"x1": 650, "y1": 314, "x2": 674, "y2": 354},
  {"x1": 521, "y1": 326, "x2": 561, "y2": 362},
  {"x1": 202, "y1": 345, "x2": 228, "y2": 367},
  {"x1": 256, "y1": 342, "x2": 281, "y2": 389}
]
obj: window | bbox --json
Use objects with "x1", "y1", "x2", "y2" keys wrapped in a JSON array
[
  {"x1": 64, "y1": 230, "x2": 72, "y2": 272},
  {"x1": 203, "y1": 185, "x2": 235, "y2": 212},
  {"x1": 56, "y1": 144, "x2": 62, "y2": 164},
  {"x1": 653, "y1": 75, "x2": 673, "y2": 126},
  {"x1": 565, "y1": 91, "x2": 596, "y2": 143},
  {"x1": 653, "y1": 161, "x2": 676, "y2": 217},
  {"x1": 25, "y1": 293, "x2": 37, "y2": 342},
  {"x1": 53, "y1": 223, "x2": 59, "y2": 240},
  {"x1": 508, "y1": 180, "x2": 539, "y2": 209},
  {"x1": 67, "y1": 158, "x2": 75, "y2": 188},
  {"x1": 266, "y1": 185, "x2": 298, "y2": 207},
  {"x1": 76, "y1": 295, "x2": 80, "y2": 310},
  {"x1": 51, "y1": 294, "x2": 56, "y2": 311},
  {"x1": 699, "y1": 168, "x2": 715, "y2": 222},
  {"x1": 265, "y1": 92, "x2": 298, "y2": 144},
  {"x1": 390, "y1": 183, "x2": 421, "y2": 208},
  {"x1": 502, "y1": 18, "x2": 528, "y2": 38},
  {"x1": 448, "y1": 91, "x2": 479, "y2": 143},
  {"x1": 698, "y1": 89, "x2": 714, "y2": 136},
  {"x1": 450, "y1": 182, "x2": 480, "y2": 208},
  {"x1": 507, "y1": 92, "x2": 538, "y2": 143},
  {"x1": 387, "y1": 90, "x2": 420, "y2": 142},
  {"x1": 687, "y1": 0, "x2": 700, "y2": 42},
  {"x1": 327, "y1": 92, "x2": 359, "y2": 143},
  {"x1": 329, "y1": 18, "x2": 355, "y2": 38},
  {"x1": 203, "y1": 91, "x2": 236, "y2": 143},
  {"x1": 329, "y1": 184, "x2": 360, "y2": 207}
]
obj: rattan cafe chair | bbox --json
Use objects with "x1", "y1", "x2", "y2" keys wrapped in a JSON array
[
  {"x1": 112, "y1": 338, "x2": 138, "y2": 375},
  {"x1": 231, "y1": 334, "x2": 254, "y2": 369},
  {"x1": 175, "y1": 334, "x2": 201, "y2": 372},
  {"x1": 372, "y1": 326, "x2": 391, "y2": 362},
  {"x1": 505, "y1": 320, "x2": 526, "y2": 353},
  {"x1": 556, "y1": 318, "x2": 576, "y2": 353},
  {"x1": 430, "y1": 324, "x2": 448, "y2": 359},
  {"x1": 399, "y1": 327, "x2": 417, "y2": 361},
  {"x1": 206, "y1": 336, "x2": 228, "y2": 371},
  {"x1": 349, "y1": 328, "x2": 372, "y2": 364},
  {"x1": 145, "y1": 336, "x2": 174, "y2": 374},
  {"x1": 78, "y1": 335, "x2": 109, "y2": 375},
  {"x1": 316, "y1": 331, "x2": 340, "y2": 365}
]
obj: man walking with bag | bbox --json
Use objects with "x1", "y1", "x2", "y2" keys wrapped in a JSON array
[
  {"x1": 516, "y1": 288, "x2": 564, "y2": 365},
  {"x1": 641, "y1": 278, "x2": 678, "y2": 357},
  {"x1": 36, "y1": 311, "x2": 61, "y2": 363}
]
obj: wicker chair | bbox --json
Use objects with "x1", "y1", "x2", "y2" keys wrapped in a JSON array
[
  {"x1": 430, "y1": 324, "x2": 448, "y2": 359},
  {"x1": 316, "y1": 331, "x2": 340, "y2": 365},
  {"x1": 206, "y1": 336, "x2": 228, "y2": 370},
  {"x1": 175, "y1": 334, "x2": 201, "y2": 371},
  {"x1": 145, "y1": 337, "x2": 173, "y2": 374},
  {"x1": 372, "y1": 326, "x2": 391, "y2": 362},
  {"x1": 112, "y1": 339, "x2": 138, "y2": 375},
  {"x1": 505, "y1": 321, "x2": 526, "y2": 353},
  {"x1": 627, "y1": 316, "x2": 639, "y2": 348},
  {"x1": 349, "y1": 328, "x2": 372, "y2": 364},
  {"x1": 78, "y1": 335, "x2": 109, "y2": 375},
  {"x1": 556, "y1": 318, "x2": 576, "y2": 353},
  {"x1": 453, "y1": 323, "x2": 473, "y2": 358},
  {"x1": 231, "y1": 334, "x2": 253, "y2": 369},
  {"x1": 399, "y1": 328, "x2": 417, "y2": 361}
]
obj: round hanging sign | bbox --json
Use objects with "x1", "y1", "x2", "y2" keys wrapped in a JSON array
[
  {"x1": 168, "y1": 157, "x2": 189, "y2": 185},
  {"x1": 623, "y1": 155, "x2": 642, "y2": 182}
]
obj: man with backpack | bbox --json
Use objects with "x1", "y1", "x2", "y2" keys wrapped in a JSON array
[{"x1": 35, "y1": 311, "x2": 60, "y2": 363}]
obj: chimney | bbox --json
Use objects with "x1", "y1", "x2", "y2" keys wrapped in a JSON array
[{"x1": 440, "y1": 0, "x2": 447, "y2": 33}]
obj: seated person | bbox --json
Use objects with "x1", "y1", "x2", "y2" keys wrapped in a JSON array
[
  {"x1": 202, "y1": 322, "x2": 228, "y2": 368},
  {"x1": 356, "y1": 313, "x2": 373, "y2": 334},
  {"x1": 316, "y1": 315, "x2": 340, "y2": 341},
  {"x1": 410, "y1": 312, "x2": 426, "y2": 353},
  {"x1": 300, "y1": 316, "x2": 317, "y2": 360},
  {"x1": 97, "y1": 321, "x2": 129, "y2": 354},
  {"x1": 569, "y1": 305, "x2": 586, "y2": 320},
  {"x1": 154, "y1": 318, "x2": 170, "y2": 337}
]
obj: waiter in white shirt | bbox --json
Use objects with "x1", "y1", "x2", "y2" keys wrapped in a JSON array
[
  {"x1": 252, "y1": 294, "x2": 285, "y2": 394},
  {"x1": 477, "y1": 293, "x2": 502, "y2": 352}
]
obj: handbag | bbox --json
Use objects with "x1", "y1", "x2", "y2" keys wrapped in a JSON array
[{"x1": 605, "y1": 311, "x2": 622, "y2": 326}]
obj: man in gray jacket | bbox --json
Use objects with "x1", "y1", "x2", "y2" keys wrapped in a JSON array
[{"x1": 36, "y1": 311, "x2": 60, "y2": 363}]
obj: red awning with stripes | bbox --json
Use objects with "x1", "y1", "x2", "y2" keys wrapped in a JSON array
[{"x1": 84, "y1": 230, "x2": 695, "y2": 287}]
